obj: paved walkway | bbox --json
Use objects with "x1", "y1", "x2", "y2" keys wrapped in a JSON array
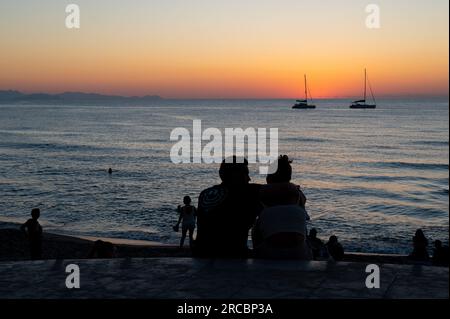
[{"x1": 0, "y1": 258, "x2": 447, "y2": 299}]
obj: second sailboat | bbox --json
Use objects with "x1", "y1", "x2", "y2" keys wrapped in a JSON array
[{"x1": 293, "y1": 74, "x2": 316, "y2": 109}]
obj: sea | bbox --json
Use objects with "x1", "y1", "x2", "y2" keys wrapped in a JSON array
[{"x1": 0, "y1": 98, "x2": 448, "y2": 254}]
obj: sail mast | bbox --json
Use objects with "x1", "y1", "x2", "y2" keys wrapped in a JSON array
[
  {"x1": 364, "y1": 68, "x2": 367, "y2": 102},
  {"x1": 304, "y1": 74, "x2": 308, "y2": 102}
]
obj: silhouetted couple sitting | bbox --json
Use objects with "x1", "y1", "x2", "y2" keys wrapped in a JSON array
[{"x1": 194, "y1": 155, "x2": 313, "y2": 260}]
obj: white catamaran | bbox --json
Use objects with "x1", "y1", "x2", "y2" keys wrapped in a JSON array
[
  {"x1": 292, "y1": 74, "x2": 316, "y2": 109},
  {"x1": 350, "y1": 68, "x2": 376, "y2": 109}
]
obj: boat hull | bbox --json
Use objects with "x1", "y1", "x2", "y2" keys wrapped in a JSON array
[
  {"x1": 349, "y1": 104, "x2": 376, "y2": 109},
  {"x1": 292, "y1": 104, "x2": 316, "y2": 109}
]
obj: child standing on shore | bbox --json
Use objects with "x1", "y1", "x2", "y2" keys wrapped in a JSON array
[
  {"x1": 20, "y1": 208, "x2": 43, "y2": 260},
  {"x1": 174, "y1": 196, "x2": 196, "y2": 249}
]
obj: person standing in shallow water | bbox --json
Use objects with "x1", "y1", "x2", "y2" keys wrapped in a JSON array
[
  {"x1": 20, "y1": 208, "x2": 43, "y2": 260},
  {"x1": 174, "y1": 196, "x2": 197, "y2": 249}
]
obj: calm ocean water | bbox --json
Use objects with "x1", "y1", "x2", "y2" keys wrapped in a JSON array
[{"x1": 0, "y1": 99, "x2": 448, "y2": 254}]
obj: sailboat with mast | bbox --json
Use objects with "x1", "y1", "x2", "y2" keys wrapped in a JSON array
[
  {"x1": 292, "y1": 74, "x2": 316, "y2": 109},
  {"x1": 350, "y1": 68, "x2": 376, "y2": 109}
]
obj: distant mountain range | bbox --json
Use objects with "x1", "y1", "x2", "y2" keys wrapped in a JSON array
[{"x1": 0, "y1": 90, "x2": 162, "y2": 105}]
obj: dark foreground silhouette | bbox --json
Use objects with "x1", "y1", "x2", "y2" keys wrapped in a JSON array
[
  {"x1": 409, "y1": 229, "x2": 430, "y2": 261},
  {"x1": 2, "y1": 226, "x2": 447, "y2": 266},
  {"x1": 325, "y1": 235, "x2": 345, "y2": 261},
  {"x1": 433, "y1": 240, "x2": 450, "y2": 266},
  {"x1": 252, "y1": 155, "x2": 312, "y2": 260},
  {"x1": 87, "y1": 240, "x2": 116, "y2": 258},
  {"x1": 308, "y1": 228, "x2": 326, "y2": 259},
  {"x1": 174, "y1": 196, "x2": 197, "y2": 249},
  {"x1": 194, "y1": 157, "x2": 262, "y2": 258},
  {"x1": 20, "y1": 208, "x2": 43, "y2": 260}
]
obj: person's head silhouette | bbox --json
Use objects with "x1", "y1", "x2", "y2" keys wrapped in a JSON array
[
  {"x1": 329, "y1": 235, "x2": 338, "y2": 244},
  {"x1": 415, "y1": 229, "x2": 426, "y2": 240},
  {"x1": 90, "y1": 240, "x2": 115, "y2": 258},
  {"x1": 31, "y1": 208, "x2": 40, "y2": 220},
  {"x1": 219, "y1": 156, "x2": 250, "y2": 186},
  {"x1": 266, "y1": 155, "x2": 292, "y2": 184},
  {"x1": 183, "y1": 196, "x2": 192, "y2": 205},
  {"x1": 309, "y1": 228, "x2": 318, "y2": 239}
]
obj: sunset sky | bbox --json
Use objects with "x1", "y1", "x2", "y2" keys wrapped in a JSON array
[{"x1": 0, "y1": 0, "x2": 448, "y2": 98}]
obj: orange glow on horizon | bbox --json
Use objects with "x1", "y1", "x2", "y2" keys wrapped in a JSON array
[{"x1": 0, "y1": 1, "x2": 448, "y2": 99}]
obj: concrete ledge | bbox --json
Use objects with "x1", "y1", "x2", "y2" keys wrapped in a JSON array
[{"x1": 0, "y1": 258, "x2": 447, "y2": 299}]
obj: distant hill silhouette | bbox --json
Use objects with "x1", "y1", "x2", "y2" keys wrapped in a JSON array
[{"x1": 0, "y1": 90, "x2": 162, "y2": 105}]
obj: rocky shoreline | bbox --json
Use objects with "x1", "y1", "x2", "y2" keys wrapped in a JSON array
[{"x1": 1, "y1": 227, "x2": 443, "y2": 268}]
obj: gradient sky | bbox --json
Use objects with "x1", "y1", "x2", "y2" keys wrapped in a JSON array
[{"x1": 0, "y1": 0, "x2": 448, "y2": 98}]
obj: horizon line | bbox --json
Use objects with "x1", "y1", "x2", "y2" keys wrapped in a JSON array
[{"x1": 1, "y1": 89, "x2": 449, "y2": 101}]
